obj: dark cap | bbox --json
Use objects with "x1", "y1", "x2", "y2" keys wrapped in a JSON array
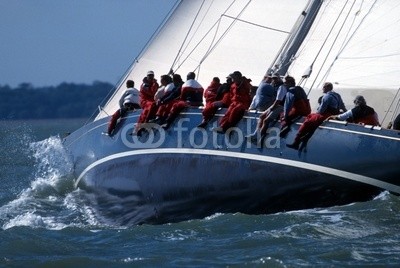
[
  {"x1": 187, "y1": 72, "x2": 196, "y2": 80},
  {"x1": 227, "y1": 71, "x2": 242, "y2": 79},
  {"x1": 212, "y1": 77, "x2": 220, "y2": 83},
  {"x1": 232, "y1": 71, "x2": 242, "y2": 77},
  {"x1": 354, "y1": 95, "x2": 366, "y2": 105}
]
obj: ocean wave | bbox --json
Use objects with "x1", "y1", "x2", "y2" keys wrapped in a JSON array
[{"x1": 0, "y1": 135, "x2": 100, "y2": 230}]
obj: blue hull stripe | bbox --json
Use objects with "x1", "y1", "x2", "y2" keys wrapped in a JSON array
[{"x1": 74, "y1": 148, "x2": 400, "y2": 194}]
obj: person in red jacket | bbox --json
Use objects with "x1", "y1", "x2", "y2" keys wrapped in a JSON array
[
  {"x1": 197, "y1": 75, "x2": 232, "y2": 128},
  {"x1": 161, "y1": 72, "x2": 204, "y2": 129},
  {"x1": 212, "y1": 71, "x2": 252, "y2": 133},
  {"x1": 136, "y1": 71, "x2": 159, "y2": 126},
  {"x1": 204, "y1": 77, "x2": 221, "y2": 105}
]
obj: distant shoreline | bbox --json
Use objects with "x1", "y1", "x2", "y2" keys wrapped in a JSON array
[{"x1": 0, "y1": 81, "x2": 112, "y2": 120}]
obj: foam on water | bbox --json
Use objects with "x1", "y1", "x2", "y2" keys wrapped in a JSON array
[{"x1": 0, "y1": 135, "x2": 102, "y2": 230}]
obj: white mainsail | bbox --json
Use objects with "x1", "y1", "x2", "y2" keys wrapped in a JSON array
[
  {"x1": 97, "y1": 0, "x2": 400, "y2": 126},
  {"x1": 96, "y1": 0, "x2": 309, "y2": 120}
]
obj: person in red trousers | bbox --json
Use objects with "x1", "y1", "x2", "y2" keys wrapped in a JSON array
[
  {"x1": 161, "y1": 72, "x2": 204, "y2": 129},
  {"x1": 197, "y1": 75, "x2": 232, "y2": 128},
  {"x1": 135, "y1": 71, "x2": 159, "y2": 130},
  {"x1": 280, "y1": 78, "x2": 311, "y2": 137},
  {"x1": 212, "y1": 71, "x2": 252, "y2": 133},
  {"x1": 203, "y1": 77, "x2": 221, "y2": 105},
  {"x1": 151, "y1": 74, "x2": 183, "y2": 125},
  {"x1": 107, "y1": 80, "x2": 140, "y2": 136},
  {"x1": 286, "y1": 82, "x2": 346, "y2": 150}
]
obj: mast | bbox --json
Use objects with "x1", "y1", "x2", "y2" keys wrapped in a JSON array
[{"x1": 270, "y1": 0, "x2": 323, "y2": 76}]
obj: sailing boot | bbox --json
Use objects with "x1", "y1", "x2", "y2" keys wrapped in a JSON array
[
  {"x1": 148, "y1": 116, "x2": 160, "y2": 124},
  {"x1": 245, "y1": 129, "x2": 260, "y2": 143},
  {"x1": 197, "y1": 119, "x2": 209, "y2": 128},
  {"x1": 280, "y1": 125, "x2": 291, "y2": 138},
  {"x1": 131, "y1": 127, "x2": 145, "y2": 137},
  {"x1": 161, "y1": 117, "x2": 172, "y2": 130},
  {"x1": 257, "y1": 132, "x2": 268, "y2": 148},
  {"x1": 286, "y1": 136, "x2": 301, "y2": 150},
  {"x1": 149, "y1": 116, "x2": 165, "y2": 125},
  {"x1": 161, "y1": 115, "x2": 175, "y2": 130}
]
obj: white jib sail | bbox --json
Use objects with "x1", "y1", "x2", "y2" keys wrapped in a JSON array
[{"x1": 96, "y1": 0, "x2": 309, "y2": 120}]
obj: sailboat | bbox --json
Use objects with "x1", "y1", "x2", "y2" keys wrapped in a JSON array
[{"x1": 63, "y1": 0, "x2": 400, "y2": 225}]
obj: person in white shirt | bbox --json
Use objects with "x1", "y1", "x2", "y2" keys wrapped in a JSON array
[
  {"x1": 118, "y1": 80, "x2": 140, "y2": 109},
  {"x1": 106, "y1": 80, "x2": 139, "y2": 135}
]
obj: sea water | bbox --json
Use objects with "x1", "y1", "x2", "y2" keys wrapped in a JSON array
[{"x1": 0, "y1": 119, "x2": 399, "y2": 267}]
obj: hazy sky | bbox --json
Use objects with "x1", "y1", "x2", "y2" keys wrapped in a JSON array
[{"x1": 0, "y1": 0, "x2": 176, "y2": 87}]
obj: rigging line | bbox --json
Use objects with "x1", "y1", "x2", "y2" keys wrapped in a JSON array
[
  {"x1": 195, "y1": 0, "x2": 253, "y2": 71},
  {"x1": 222, "y1": 15, "x2": 290, "y2": 34},
  {"x1": 195, "y1": 12, "x2": 222, "y2": 77},
  {"x1": 336, "y1": 0, "x2": 361, "y2": 53},
  {"x1": 84, "y1": 85, "x2": 114, "y2": 125},
  {"x1": 308, "y1": 0, "x2": 357, "y2": 93},
  {"x1": 169, "y1": 0, "x2": 206, "y2": 74},
  {"x1": 134, "y1": 0, "x2": 182, "y2": 67},
  {"x1": 291, "y1": 0, "x2": 332, "y2": 65},
  {"x1": 172, "y1": 0, "x2": 237, "y2": 73},
  {"x1": 343, "y1": 2, "x2": 400, "y2": 52},
  {"x1": 175, "y1": 0, "x2": 251, "y2": 73},
  {"x1": 306, "y1": 0, "x2": 354, "y2": 95},
  {"x1": 340, "y1": 53, "x2": 400, "y2": 59},
  {"x1": 268, "y1": 12, "x2": 303, "y2": 74},
  {"x1": 273, "y1": 2, "x2": 315, "y2": 74},
  {"x1": 382, "y1": 87, "x2": 400, "y2": 124},
  {"x1": 314, "y1": 0, "x2": 359, "y2": 87},
  {"x1": 175, "y1": 0, "x2": 214, "y2": 70},
  {"x1": 318, "y1": 0, "x2": 378, "y2": 86},
  {"x1": 91, "y1": 0, "x2": 181, "y2": 123},
  {"x1": 191, "y1": 0, "x2": 223, "y2": 76},
  {"x1": 392, "y1": 97, "x2": 400, "y2": 123},
  {"x1": 86, "y1": 69, "x2": 129, "y2": 124},
  {"x1": 302, "y1": 0, "x2": 336, "y2": 69}
]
